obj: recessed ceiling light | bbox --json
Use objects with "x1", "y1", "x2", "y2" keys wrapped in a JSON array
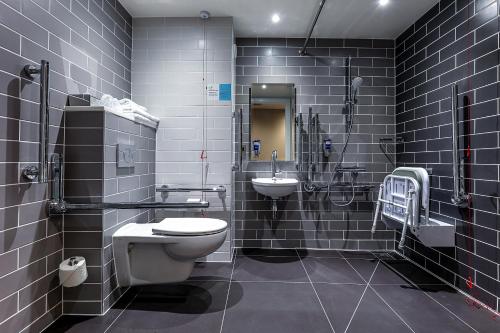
[
  {"x1": 262, "y1": 84, "x2": 267, "y2": 89},
  {"x1": 271, "y1": 14, "x2": 280, "y2": 23},
  {"x1": 379, "y1": 0, "x2": 389, "y2": 6}
]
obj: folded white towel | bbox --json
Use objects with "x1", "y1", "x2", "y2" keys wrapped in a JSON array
[
  {"x1": 100, "y1": 94, "x2": 123, "y2": 113},
  {"x1": 119, "y1": 98, "x2": 147, "y2": 111},
  {"x1": 134, "y1": 114, "x2": 159, "y2": 128},
  {"x1": 119, "y1": 98, "x2": 160, "y2": 123}
]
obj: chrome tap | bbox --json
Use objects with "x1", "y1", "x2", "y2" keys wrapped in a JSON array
[{"x1": 271, "y1": 150, "x2": 279, "y2": 178}]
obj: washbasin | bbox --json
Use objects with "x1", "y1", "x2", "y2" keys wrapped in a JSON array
[{"x1": 251, "y1": 178, "x2": 299, "y2": 199}]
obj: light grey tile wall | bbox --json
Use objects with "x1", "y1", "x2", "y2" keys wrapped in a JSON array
[
  {"x1": 131, "y1": 17, "x2": 234, "y2": 262},
  {"x1": 0, "y1": 0, "x2": 132, "y2": 330},
  {"x1": 234, "y1": 38, "x2": 396, "y2": 250}
]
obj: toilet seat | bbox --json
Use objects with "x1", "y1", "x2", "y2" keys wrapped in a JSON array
[{"x1": 152, "y1": 218, "x2": 227, "y2": 236}]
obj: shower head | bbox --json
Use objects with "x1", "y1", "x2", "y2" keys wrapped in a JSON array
[{"x1": 351, "y1": 77, "x2": 363, "y2": 100}]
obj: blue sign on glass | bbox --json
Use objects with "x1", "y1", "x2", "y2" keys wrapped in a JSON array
[{"x1": 219, "y1": 83, "x2": 231, "y2": 101}]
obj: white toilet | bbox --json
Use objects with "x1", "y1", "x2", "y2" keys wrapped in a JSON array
[{"x1": 112, "y1": 218, "x2": 228, "y2": 287}]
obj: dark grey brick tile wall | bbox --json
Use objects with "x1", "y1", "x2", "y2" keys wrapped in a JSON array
[
  {"x1": 395, "y1": 0, "x2": 500, "y2": 312},
  {"x1": 63, "y1": 110, "x2": 156, "y2": 315},
  {"x1": 101, "y1": 113, "x2": 156, "y2": 313},
  {"x1": 234, "y1": 37, "x2": 396, "y2": 251},
  {"x1": 0, "y1": 0, "x2": 132, "y2": 330}
]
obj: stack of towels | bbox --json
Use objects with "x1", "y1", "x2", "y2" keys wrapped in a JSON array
[{"x1": 99, "y1": 94, "x2": 160, "y2": 127}]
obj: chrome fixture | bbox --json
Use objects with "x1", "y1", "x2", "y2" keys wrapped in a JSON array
[
  {"x1": 299, "y1": 0, "x2": 326, "y2": 55},
  {"x1": 306, "y1": 107, "x2": 319, "y2": 182},
  {"x1": 450, "y1": 83, "x2": 470, "y2": 207},
  {"x1": 156, "y1": 185, "x2": 226, "y2": 193},
  {"x1": 335, "y1": 57, "x2": 362, "y2": 172},
  {"x1": 49, "y1": 153, "x2": 64, "y2": 208},
  {"x1": 350, "y1": 76, "x2": 363, "y2": 102},
  {"x1": 22, "y1": 60, "x2": 50, "y2": 183},
  {"x1": 295, "y1": 112, "x2": 303, "y2": 172},
  {"x1": 50, "y1": 201, "x2": 209, "y2": 214},
  {"x1": 271, "y1": 150, "x2": 279, "y2": 178},
  {"x1": 48, "y1": 154, "x2": 210, "y2": 215},
  {"x1": 301, "y1": 58, "x2": 365, "y2": 207}
]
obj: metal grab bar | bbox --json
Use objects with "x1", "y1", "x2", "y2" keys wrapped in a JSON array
[
  {"x1": 299, "y1": 0, "x2": 326, "y2": 55},
  {"x1": 156, "y1": 185, "x2": 226, "y2": 193},
  {"x1": 450, "y1": 84, "x2": 470, "y2": 207},
  {"x1": 49, "y1": 201, "x2": 209, "y2": 214},
  {"x1": 22, "y1": 60, "x2": 50, "y2": 183}
]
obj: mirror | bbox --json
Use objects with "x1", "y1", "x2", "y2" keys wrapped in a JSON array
[{"x1": 249, "y1": 83, "x2": 296, "y2": 161}]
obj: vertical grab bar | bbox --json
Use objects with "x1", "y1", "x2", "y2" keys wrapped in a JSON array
[
  {"x1": 239, "y1": 108, "x2": 243, "y2": 171},
  {"x1": 307, "y1": 107, "x2": 313, "y2": 181},
  {"x1": 22, "y1": 60, "x2": 50, "y2": 183},
  {"x1": 295, "y1": 112, "x2": 303, "y2": 172},
  {"x1": 450, "y1": 84, "x2": 469, "y2": 207}
]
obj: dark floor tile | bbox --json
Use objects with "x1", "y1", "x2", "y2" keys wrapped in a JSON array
[
  {"x1": 236, "y1": 248, "x2": 299, "y2": 257},
  {"x1": 188, "y1": 262, "x2": 233, "y2": 281},
  {"x1": 381, "y1": 260, "x2": 446, "y2": 285},
  {"x1": 221, "y1": 282, "x2": 332, "y2": 333},
  {"x1": 297, "y1": 249, "x2": 343, "y2": 258},
  {"x1": 374, "y1": 252, "x2": 402, "y2": 260},
  {"x1": 370, "y1": 261, "x2": 414, "y2": 285},
  {"x1": 108, "y1": 281, "x2": 229, "y2": 333},
  {"x1": 232, "y1": 255, "x2": 308, "y2": 282},
  {"x1": 314, "y1": 283, "x2": 366, "y2": 332},
  {"x1": 346, "y1": 288, "x2": 413, "y2": 333},
  {"x1": 346, "y1": 259, "x2": 379, "y2": 282},
  {"x1": 340, "y1": 251, "x2": 377, "y2": 259},
  {"x1": 372, "y1": 285, "x2": 478, "y2": 333},
  {"x1": 301, "y1": 257, "x2": 365, "y2": 284},
  {"x1": 42, "y1": 288, "x2": 137, "y2": 332},
  {"x1": 423, "y1": 285, "x2": 500, "y2": 333}
]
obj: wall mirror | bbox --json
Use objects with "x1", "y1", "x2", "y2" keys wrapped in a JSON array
[{"x1": 249, "y1": 83, "x2": 296, "y2": 161}]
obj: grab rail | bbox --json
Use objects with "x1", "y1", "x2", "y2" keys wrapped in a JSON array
[
  {"x1": 22, "y1": 60, "x2": 50, "y2": 183},
  {"x1": 450, "y1": 83, "x2": 470, "y2": 207},
  {"x1": 156, "y1": 185, "x2": 226, "y2": 193},
  {"x1": 49, "y1": 201, "x2": 209, "y2": 214}
]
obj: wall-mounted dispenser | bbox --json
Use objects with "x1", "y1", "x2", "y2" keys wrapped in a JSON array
[
  {"x1": 323, "y1": 138, "x2": 332, "y2": 158},
  {"x1": 252, "y1": 140, "x2": 261, "y2": 157}
]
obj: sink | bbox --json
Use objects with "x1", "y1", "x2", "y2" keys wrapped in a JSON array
[{"x1": 251, "y1": 178, "x2": 299, "y2": 199}]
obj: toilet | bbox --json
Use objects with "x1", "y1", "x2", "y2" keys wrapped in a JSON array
[{"x1": 112, "y1": 218, "x2": 228, "y2": 287}]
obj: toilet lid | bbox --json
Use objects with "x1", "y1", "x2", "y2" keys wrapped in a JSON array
[{"x1": 152, "y1": 218, "x2": 227, "y2": 236}]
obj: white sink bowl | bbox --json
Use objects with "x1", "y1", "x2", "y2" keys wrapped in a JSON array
[{"x1": 251, "y1": 178, "x2": 299, "y2": 199}]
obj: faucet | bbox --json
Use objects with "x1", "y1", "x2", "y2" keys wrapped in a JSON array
[{"x1": 271, "y1": 150, "x2": 279, "y2": 178}]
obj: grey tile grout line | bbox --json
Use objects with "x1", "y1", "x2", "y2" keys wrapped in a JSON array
[
  {"x1": 367, "y1": 285, "x2": 416, "y2": 333},
  {"x1": 386, "y1": 253, "x2": 482, "y2": 333},
  {"x1": 219, "y1": 250, "x2": 238, "y2": 333},
  {"x1": 343, "y1": 260, "x2": 380, "y2": 333},
  {"x1": 295, "y1": 248, "x2": 336, "y2": 333},
  {"x1": 103, "y1": 290, "x2": 140, "y2": 333},
  {"x1": 342, "y1": 255, "x2": 416, "y2": 333}
]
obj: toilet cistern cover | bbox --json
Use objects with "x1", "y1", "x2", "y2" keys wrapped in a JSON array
[{"x1": 152, "y1": 218, "x2": 227, "y2": 236}]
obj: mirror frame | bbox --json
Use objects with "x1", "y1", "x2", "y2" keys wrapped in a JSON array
[{"x1": 248, "y1": 84, "x2": 297, "y2": 162}]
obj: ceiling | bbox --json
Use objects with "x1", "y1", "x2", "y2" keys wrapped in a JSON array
[{"x1": 120, "y1": 0, "x2": 439, "y2": 39}]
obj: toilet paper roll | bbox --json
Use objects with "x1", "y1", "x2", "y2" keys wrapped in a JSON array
[{"x1": 59, "y1": 256, "x2": 88, "y2": 287}]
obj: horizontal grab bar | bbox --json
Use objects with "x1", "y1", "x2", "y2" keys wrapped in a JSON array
[
  {"x1": 49, "y1": 200, "x2": 209, "y2": 214},
  {"x1": 156, "y1": 185, "x2": 226, "y2": 193}
]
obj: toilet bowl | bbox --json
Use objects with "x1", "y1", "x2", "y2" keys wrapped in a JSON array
[{"x1": 112, "y1": 218, "x2": 227, "y2": 287}]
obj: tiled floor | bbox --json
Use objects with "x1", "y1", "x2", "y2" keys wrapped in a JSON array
[{"x1": 44, "y1": 249, "x2": 499, "y2": 333}]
